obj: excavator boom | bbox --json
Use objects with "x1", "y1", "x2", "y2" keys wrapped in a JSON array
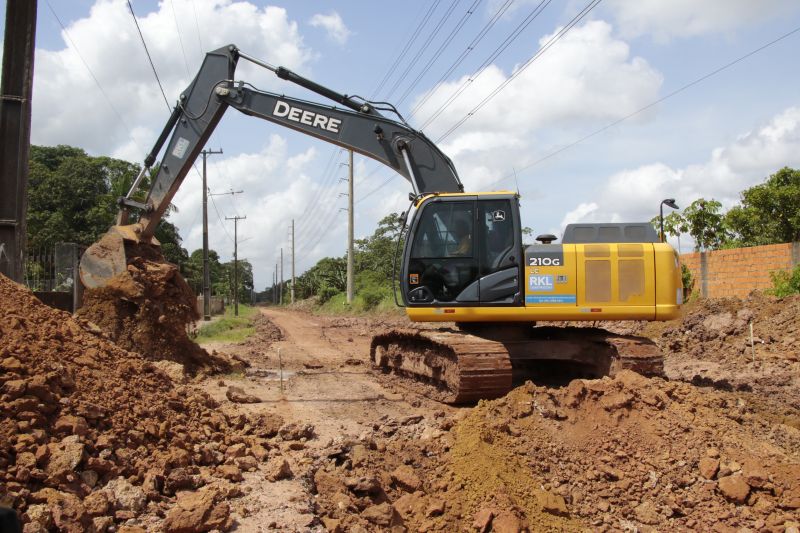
[{"x1": 80, "y1": 44, "x2": 462, "y2": 289}]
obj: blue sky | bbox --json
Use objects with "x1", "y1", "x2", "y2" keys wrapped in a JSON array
[{"x1": 3, "y1": 0, "x2": 800, "y2": 288}]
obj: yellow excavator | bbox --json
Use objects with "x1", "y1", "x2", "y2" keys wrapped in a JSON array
[{"x1": 80, "y1": 45, "x2": 682, "y2": 403}]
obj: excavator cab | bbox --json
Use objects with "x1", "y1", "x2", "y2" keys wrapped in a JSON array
[{"x1": 402, "y1": 192, "x2": 523, "y2": 306}]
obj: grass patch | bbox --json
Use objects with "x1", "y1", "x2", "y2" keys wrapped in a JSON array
[
  {"x1": 315, "y1": 289, "x2": 403, "y2": 316},
  {"x1": 195, "y1": 304, "x2": 258, "y2": 343}
]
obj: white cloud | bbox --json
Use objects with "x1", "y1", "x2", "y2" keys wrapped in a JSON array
[
  {"x1": 411, "y1": 20, "x2": 662, "y2": 192},
  {"x1": 32, "y1": 0, "x2": 312, "y2": 158},
  {"x1": 562, "y1": 106, "x2": 800, "y2": 230},
  {"x1": 604, "y1": 0, "x2": 800, "y2": 41},
  {"x1": 309, "y1": 11, "x2": 351, "y2": 45},
  {"x1": 170, "y1": 135, "x2": 351, "y2": 287}
]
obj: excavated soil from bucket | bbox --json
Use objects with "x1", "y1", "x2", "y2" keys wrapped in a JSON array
[
  {"x1": 0, "y1": 274, "x2": 304, "y2": 532},
  {"x1": 77, "y1": 243, "x2": 230, "y2": 373}
]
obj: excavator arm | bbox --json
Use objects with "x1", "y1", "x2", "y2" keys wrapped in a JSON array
[
  {"x1": 81, "y1": 44, "x2": 462, "y2": 289},
  {"x1": 126, "y1": 44, "x2": 462, "y2": 240}
]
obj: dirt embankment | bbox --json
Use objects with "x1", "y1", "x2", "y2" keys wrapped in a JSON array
[
  {"x1": 76, "y1": 243, "x2": 231, "y2": 373},
  {"x1": 0, "y1": 274, "x2": 306, "y2": 532},
  {"x1": 313, "y1": 371, "x2": 800, "y2": 532}
]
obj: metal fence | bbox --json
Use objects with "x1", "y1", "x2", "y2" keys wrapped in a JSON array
[{"x1": 24, "y1": 243, "x2": 85, "y2": 312}]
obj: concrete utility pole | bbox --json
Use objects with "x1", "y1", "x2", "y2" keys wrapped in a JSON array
[
  {"x1": 279, "y1": 247, "x2": 283, "y2": 305},
  {"x1": 225, "y1": 215, "x2": 246, "y2": 316},
  {"x1": 274, "y1": 263, "x2": 278, "y2": 304},
  {"x1": 0, "y1": 0, "x2": 37, "y2": 282},
  {"x1": 290, "y1": 220, "x2": 295, "y2": 304},
  {"x1": 346, "y1": 149, "x2": 354, "y2": 304},
  {"x1": 200, "y1": 148, "x2": 223, "y2": 320}
]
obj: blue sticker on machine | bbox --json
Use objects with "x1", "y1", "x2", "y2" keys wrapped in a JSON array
[
  {"x1": 528, "y1": 274, "x2": 554, "y2": 291},
  {"x1": 526, "y1": 295, "x2": 577, "y2": 304}
]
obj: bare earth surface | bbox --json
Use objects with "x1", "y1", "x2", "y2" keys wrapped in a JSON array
[
  {"x1": 3, "y1": 272, "x2": 799, "y2": 532},
  {"x1": 198, "y1": 308, "x2": 457, "y2": 532}
]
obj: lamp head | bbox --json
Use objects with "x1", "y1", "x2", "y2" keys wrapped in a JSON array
[{"x1": 663, "y1": 198, "x2": 679, "y2": 210}]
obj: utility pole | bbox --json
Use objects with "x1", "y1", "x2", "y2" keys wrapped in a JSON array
[
  {"x1": 346, "y1": 149, "x2": 354, "y2": 303},
  {"x1": 290, "y1": 220, "x2": 295, "y2": 304},
  {"x1": 200, "y1": 148, "x2": 223, "y2": 320},
  {"x1": 274, "y1": 263, "x2": 278, "y2": 305},
  {"x1": 279, "y1": 248, "x2": 283, "y2": 305},
  {"x1": 0, "y1": 0, "x2": 37, "y2": 282},
  {"x1": 225, "y1": 215, "x2": 246, "y2": 316}
]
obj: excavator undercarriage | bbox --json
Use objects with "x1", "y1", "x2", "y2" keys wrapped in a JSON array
[{"x1": 371, "y1": 325, "x2": 663, "y2": 404}]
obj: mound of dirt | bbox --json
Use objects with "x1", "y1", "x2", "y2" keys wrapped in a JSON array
[
  {"x1": 0, "y1": 274, "x2": 291, "y2": 531},
  {"x1": 313, "y1": 372, "x2": 800, "y2": 531},
  {"x1": 77, "y1": 243, "x2": 231, "y2": 373},
  {"x1": 658, "y1": 293, "x2": 800, "y2": 409}
]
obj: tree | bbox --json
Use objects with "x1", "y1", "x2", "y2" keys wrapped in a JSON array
[
  {"x1": 683, "y1": 198, "x2": 729, "y2": 251},
  {"x1": 26, "y1": 145, "x2": 189, "y2": 268},
  {"x1": 725, "y1": 167, "x2": 800, "y2": 246}
]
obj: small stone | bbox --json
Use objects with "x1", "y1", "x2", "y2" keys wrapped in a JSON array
[
  {"x1": 634, "y1": 501, "x2": 660, "y2": 525},
  {"x1": 104, "y1": 477, "x2": 147, "y2": 512},
  {"x1": 539, "y1": 491, "x2": 568, "y2": 516},
  {"x1": 492, "y1": 511, "x2": 523, "y2": 533},
  {"x1": 264, "y1": 457, "x2": 292, "y2": 481},
  {"x1": 717, "y1": 475, "x2": 750, "y2": 504},
  {"x1": 698, "y1": 458, "x2": 720, "y2": 480},
  {"x1": 360, "y1": 503, "x2": 392, "y2": 526},
  {"x1": 225, "y1": 386, "x2": 261, "y2": 403},
  {"x1": 391, "y1": 465, "x2": 422, "y2": 492},
  {"x1": 163, "y1": 488, "x2": 231, "y2": 533},
  {"x1": 473, "y1": 507, "x2": 495, "y2": 533},
  {"x1": 218, "y1": 464, "x2": 243, "y2": 482},
  {"x1": 706, "y1": 448, "x2": 720, "y2": 458},
  {"x1": 426, "y1": 499, "x2": 445, "y2": 517}
]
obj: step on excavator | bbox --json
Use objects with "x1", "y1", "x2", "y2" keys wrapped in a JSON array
[{"x1": 80, "y1": 45, "x2": 683, "y2": 404}]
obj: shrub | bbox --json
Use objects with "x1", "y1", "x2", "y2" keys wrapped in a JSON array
[
  {"x1": 681, "y1": 264, "x2": 694, "y2": 291},
  {"x1": 768, "y1": 264, "x2": 800, "y2": 298},
  {"x1": 317, "y1": 285, "x2": 340, "y2": 304},
  {"x1": 359, "y1": 287, "x2": 385, "y2": 310}
]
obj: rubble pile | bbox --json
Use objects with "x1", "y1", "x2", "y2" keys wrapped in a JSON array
[
  {"x1": 77, "y1": 243, "x2": 231, "y2": 373},
  {"x1": 658, "y1": 293, "x2": 800, "y2": 408},
  {"x1": 0, "y1": 274, "x2": 298, "y2": 532},
  {"x1": 313, "y1": 371, "x2": 800, "y2": 531}
]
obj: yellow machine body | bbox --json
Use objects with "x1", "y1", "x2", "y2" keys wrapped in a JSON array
[{"x1": 403, "y1": 192, "x2": 682, "y2": 324}]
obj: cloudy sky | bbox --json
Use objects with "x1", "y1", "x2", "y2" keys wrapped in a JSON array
[{"x1": 3, "y1": 0, "x2": 800, "y2": 288}]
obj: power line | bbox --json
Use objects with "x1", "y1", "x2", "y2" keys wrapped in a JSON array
[
  {"x1": 168, "y1": 0, "x2": 192, "y2": 76},
  {"x1": 395, "y1": 0, "x2": 483, "y2": 106},
  {"x1": 483, "y1": 23, "x2": 800, "y2": 190},
  {"x1": 408, "y1": 0, "x2": 514, "y2": 119},
  {"x1": 125, "y1": 0, "x2": 170, "y2": 110},
  {"x1": 418, "y1": 0, "x2": 553, "y2": 130},
  {"x1": 436, "y1": 0, "x2": 602, "y2": 141},
  {"x1": 370, "y1": 1, "x2": 442, "y2": 99},
  {"x1": 383, "y1": 0, "x2": 462, "y2": 101},
  {"x1": 45, "y1": 0, "x2": 144, "y2": 154}
]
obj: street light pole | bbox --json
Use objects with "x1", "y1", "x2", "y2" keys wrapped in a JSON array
[{"x1": 659, "y1": 198, "x2": 679, "y2": 243}]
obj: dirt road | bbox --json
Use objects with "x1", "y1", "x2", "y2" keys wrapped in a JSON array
[{"x1": 200, "y1": 308, "x2": 455, "y2": 531}]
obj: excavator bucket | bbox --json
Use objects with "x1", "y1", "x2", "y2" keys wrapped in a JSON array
[{"x1": 79, "y1": 225, "x2": 152, "y2": 290}]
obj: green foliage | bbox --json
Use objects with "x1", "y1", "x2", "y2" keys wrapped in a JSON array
[
  {"x1": 26, "y1": 144, "x2": 188, "y2": 266},
  {"x1": 317, "y1": 285, "x2": 339, "y2": 304},
  {"x1": 767, "y1": 265, "x2": 800, "y2": 298},
  {"x1": 195, "y1": 304, "x2": 257, "y2": 343},
  {"x1": 683, "y1": 198, "x2": 730, "y2": 251},
  {"x1": 725, "y1": 167, "x2": 800, "y2": 246},
  {"x1": 681, "y1": 264, "x2": 694, "y2": 291}
]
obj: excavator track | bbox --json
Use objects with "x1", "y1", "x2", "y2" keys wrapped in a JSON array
[
  {"x1": 370, "y1": 329, "x2": 513, "y2": 404},
  {"x1": 370, "y1": 326, "x2": 663, "y2": 404}
]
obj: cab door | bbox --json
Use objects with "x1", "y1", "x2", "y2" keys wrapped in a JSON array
[{"x1": 477, "y1": 197, "x2": 522, "y2": 305}]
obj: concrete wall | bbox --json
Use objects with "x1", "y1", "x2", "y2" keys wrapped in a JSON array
[
  {"x1": 196, "y1": 296, "x2": 225, "y2": 316},
  {"x1": 681, "y1": 242, "x2": 800, "y2": 299}
]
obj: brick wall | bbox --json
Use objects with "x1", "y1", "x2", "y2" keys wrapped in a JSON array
[{"x1": 681, "y1": 242, "x2": 800, "y2": 299}]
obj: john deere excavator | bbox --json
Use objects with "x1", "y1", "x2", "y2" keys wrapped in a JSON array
[{"x1": 80, "y1": 45, "x2": 683, "y2": 403}]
